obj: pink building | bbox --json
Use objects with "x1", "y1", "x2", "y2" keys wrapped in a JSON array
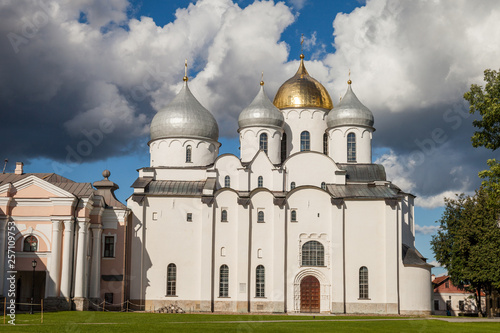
[{"x1": 0, "y1": 162, "x2": 129, "y2": 311}]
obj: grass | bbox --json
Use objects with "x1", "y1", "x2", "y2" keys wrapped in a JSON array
[{"x1": 1, "y1": 312, "x2": 499, "y2": 332}]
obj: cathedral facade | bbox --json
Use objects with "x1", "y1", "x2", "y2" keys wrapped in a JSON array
[{"x1": 127, "y1": 55, "x2": 432, "y2": 314}]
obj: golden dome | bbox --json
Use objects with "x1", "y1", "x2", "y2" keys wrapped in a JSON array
[{"x1": 273, "y1": 54, "x2": 333, "y2": 110}]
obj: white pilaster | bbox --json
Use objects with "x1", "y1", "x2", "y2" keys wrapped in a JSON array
[
  {"x1": 89, "y1": 225, "x2": 102, "y2": 298},
  {"x1": 46, "y1": 220, "x2": 62, "y2": 297},
  {"x1": 60, "y1": 219, "x2": 74, "y2": 298},
  {"x1": 74, "y1": 220, "x2": 89, "y2": 298}
]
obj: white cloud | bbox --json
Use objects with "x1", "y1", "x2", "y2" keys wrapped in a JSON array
[
  {"x1": 415, "y1": 224, "x2": 440, "y2": 235},
  {"x1": 428, "y1": 260, "x2": 441, "y2": 268},
  {"x1": 287, "y1": 0, "x2": 307, "y2": 10},
  {"x1": 2, "y1": 0, "x2": 500, "y2": 204}
]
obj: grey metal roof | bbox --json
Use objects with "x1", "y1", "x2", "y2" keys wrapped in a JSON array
[
  {"x1": 0, "y1": 173, "x2": 93, "y2": 198},
  {"x1": 131, "y1": 177, "x2": 153, "y2": 189},
  {"x1": 146, "y1": 180, "x2": 206, "y2": 196},
  {"x1": 150, "y1": 81, "x2": 219, "y2": 142},
  {"x1": 51, "y1": 182, "x2": 94, "y2": 197},
  {"x1": 402, "y1": 245, "x2": 432, "y2": 267},
  {"x1": 238, "y1": 84, "x2": 284, "y2": 129},
  {"x1": 326, "y1": 184, "x2": 398, "y2": 199},
  {"x1": 326, "y1": 83, "x2": 374, "y2": 128},
  {"x1": 337, "y1": 163, "x2": 387, "y2": 182}
]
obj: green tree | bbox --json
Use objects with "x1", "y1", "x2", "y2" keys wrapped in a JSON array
[
  {"x1": 464, "y1": 68, "x2": 500, "y2": 151},
  {"x1": 431, "y1": 189, "x2": 500, "y2": 317}
]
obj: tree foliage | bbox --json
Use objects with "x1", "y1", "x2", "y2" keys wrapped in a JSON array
[
  {"x1": 431, "y1": 189, "x2": 500, "y2": 316},
  {"x1": 464, "y1": 68, "x2": 500, "y2": 150}
]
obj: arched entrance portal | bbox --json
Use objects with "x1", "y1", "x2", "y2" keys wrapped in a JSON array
[{"x1": 300, "y1": 275, "x2": 320, "y2": 313}]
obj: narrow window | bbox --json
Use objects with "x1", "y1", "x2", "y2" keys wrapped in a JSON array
[
  {"x1": 23, "y1": 235, "x2": 38, "y2": 252},
  {"x1": 257, "y1": 211, "x2": 265, "y2": 222},
  {"x1": 186, "y1": 145, "x2": 192, "y2": 163},
  {"x1": 187, "y1": 213, "x2": 193, "y2": 222},
  {"x1": 281, "y1": 133, "x2": 287, "y2": 163},
  {"x1": 256, "y1": 265, "x2": 265, "y2": 297},
  {"x1": 103, "y1": 236, "x2": 115, "y2": 258},
  {"x1": 434, "y1": 300, "x2": 440, "y2": 311},
  {"x1": 219, "y1": 265, "x2": 229, "y2": 297},
  {"x1": 291, "y1": 210, "x2": 297, "y2": 222},
  {"x1": 445, "y1": 281, "x2": 449, "y2": 288},
  {"x1": 224, "y1": 175, "x2": 230, "y2": 188},
  {"x1": 301, "y1": 241, "x2": 324, "y2": 266},
  {"x1": 347, "y1": 133, "x2": 356, "y2": 162},
  {"x1": 290, "y1": 182, "x2": 296, "y2": 190},
  {"x1": 300, "y1": 131, "x2": 310, "y2": 151},
  {"x1": 258, "y1": 176, "x2": 263, "y2": 188},
  {"x1": 459, "y1": 300, "x2": 464, "y2": 311},
  {"x1": 104, "y1": 293, "x2": 113, "y2": 304},
  {"x1": 446, "y1": 300, "x2": 452, "y2": 311},
  {"x1": 321, "y1": 182, "x2": 326, "y2": 190},
  {"x1": 167, "y1": 263, "x2": 176, "y2": 296},
  {"x1": 259, "y1": 133, "x2": 268, "y2": 154},
  {"x1": 221, "y1": 209, "x2": 228, "y2": 222},
  {"x1": 221, "y1": 247, "x2": 226, "y2": 257},
  {"x1": 323, "y1": 133, "x2": 328, "y2": 155},
  {"x1": 359, "y1": 266, "x2": 369, "y2": 299}
]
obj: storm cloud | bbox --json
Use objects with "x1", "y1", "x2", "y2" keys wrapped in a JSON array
[{"x1": 1, "y1": 0, "x2": 499, "y2": 208}]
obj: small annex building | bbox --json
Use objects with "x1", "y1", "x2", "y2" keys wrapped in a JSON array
[{"x1": 0, "y1": 164, "x2": 129, "y2": 311}]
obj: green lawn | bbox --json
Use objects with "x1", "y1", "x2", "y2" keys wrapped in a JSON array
[{"x1": 1, "y1": 312, "x2": 499, "y2": 332}]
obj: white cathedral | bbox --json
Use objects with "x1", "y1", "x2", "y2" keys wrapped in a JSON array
[{"x1": 127, "y1": 55, "x2": 432, "y2": 314}]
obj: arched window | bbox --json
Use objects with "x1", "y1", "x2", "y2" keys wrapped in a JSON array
[
  {"x1": 260, "y1": 133, "x2": 268, "y2": 154},
  {"x1": 186, "y1": 145, "x2": 192, "y2": 163},
  {"x1": 347, "y1": 133, "x2": 356, "y2": 162},
  {"x1": 221, "y1": 210, "x2": 228, "y2": 222},
  {"x1": 256, "y1": 265, "x2": 265, "y2": 297},
  {"x1": 23, "y1": 235, "x2": 38, "y2": 252},
  {"x1": 258, "y1": 176, "x2": 263, "y2": 188},
  {"x1": 281, "y1": 133, "x2": 287, "y2": 163},
  {"x1": 167, "y1": 263, "x2": 176, "y2": 296},
  {"x1": 300, "y1": 131, "x2": 310, "y2": 151},
  {"x1": 290, "y1": 182, "x2": 296, "y2": 190},
  {"x1": 323, "y1": 133, "x2": 328, "y2": 155},
  {"x1": 224, "y1": 175, "x2": 230, "y2": 188},
  {"x1": 301, "y1": 240, "x2": 324, "y2": 266},
  {"x1": 291, "y1": 210, "x2": 297, "y2": 222},
  {"x1": 257, "y1": 211, "x2": 265, "y2": 222},
  {"x1": 359, "y1": 266, "x2": 368, "y2": 299},
  {"x1": 321, "y1": 182, "x2": 326, "y2": 190},
  {"x1": 219, "y1": 264, "x2": 229, "y2": 297}
]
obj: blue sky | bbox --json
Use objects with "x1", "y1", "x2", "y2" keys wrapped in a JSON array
[{"x1": 2, "y1": 0, "x2": 500, "y2": 275}]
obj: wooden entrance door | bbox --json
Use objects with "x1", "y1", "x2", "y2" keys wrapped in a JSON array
[{"x1": 300, "y1": 275, "x2": 320, "y2": 313}]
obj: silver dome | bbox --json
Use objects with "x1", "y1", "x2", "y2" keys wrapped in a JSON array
[
  {"x1": 238, "y1": 83, "x2": 284, "y2": 129},
  {"x1": 326, "y1": 83, "x2": 374, "y2": 128},
  {"x1": 150, "y1": 81, "x2": 219, "y2": 142}
]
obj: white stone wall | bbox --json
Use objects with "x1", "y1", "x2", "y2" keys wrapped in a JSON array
[
  {"x1": 328, "y1": 126, "x2": 372, "y2": 163},
  {"x1": 149, "y1": 138, "x2": 219, "y2": 167},
  {"x1": 239, "y1": 127, "x2": 283, "y2": 164},
  {"x1": 282, "y1": 108, "x2": 328, "y2": 156}
]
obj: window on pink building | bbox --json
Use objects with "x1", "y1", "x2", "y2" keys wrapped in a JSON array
[{"x1": 23, "y1": 235, "x2": 38, "y2": 252}]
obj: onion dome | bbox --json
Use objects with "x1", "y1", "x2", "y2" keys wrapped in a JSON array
[
  {"x1": 238, "y1": 80, "x2": 284, "y2": 130},
  {"x1": 273, "y1": 54, "x2": 333, "y2": 110},
  {"x1": 150, "y1": 77, "x2": 219, "y2": 142},
  {"x1": 326, "y1": 80, "x2": 374, "y2": 129}
]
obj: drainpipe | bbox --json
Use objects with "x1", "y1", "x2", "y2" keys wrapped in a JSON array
[
  {"x1": 247, "y1": 202, "x2": 252, "y2": 312},
  {"x1": 396, "y1": 200, "x2": 400, "y2": 315},
  {"x1": 210, "y1": 199, "x2": 216, "y2": 312},
  {"x1": 342, "y1": 201, "x2": 346, "y2": 314},
  {"x1": 69, "y1": 196, "x2": 80, "y2": 304}
]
